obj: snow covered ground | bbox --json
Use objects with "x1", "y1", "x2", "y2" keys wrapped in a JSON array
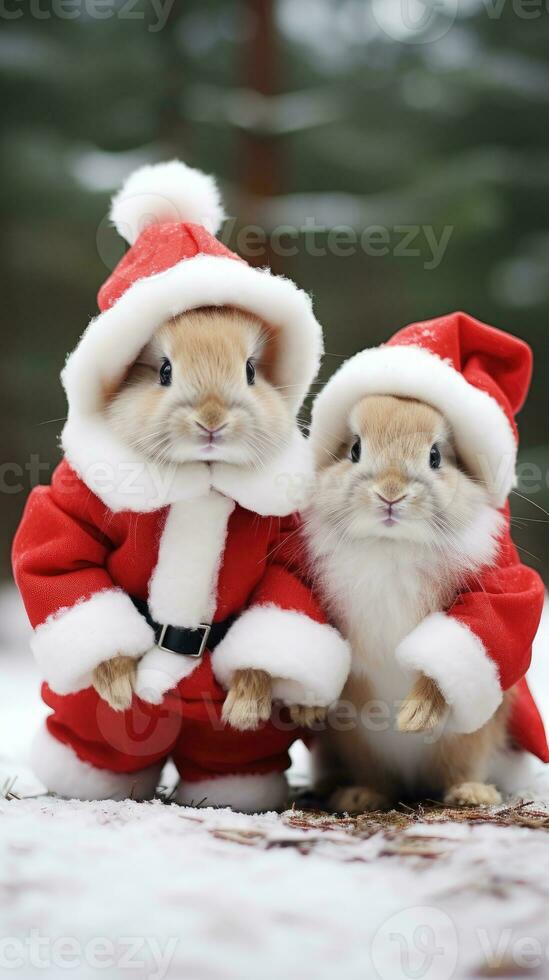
[{"x1": 1, "y1": 586, "x2": 549, "y2": 980}]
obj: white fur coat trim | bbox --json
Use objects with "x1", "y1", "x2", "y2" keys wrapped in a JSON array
[
  {"x1": 62, "y1": 417, "x2": 314, "y2": 516},
  {"x1": 148, "y1": 492, "x2": 234, "y2": 628},
  {"x1": 135, "y1": 491, "x2": 235, "y2": 702},
  {"x1": 31, "y1": 588, "x2": 155, "y2": 695},
  {"x1": 310, "y1": 343, "x2": 517, "y2": 507},
  {"x1": 62, "y1": 252, "x2": 322, "y2": 421},
  {"x1": 212, "y1": 605, "x2": 351, "y2": 707},
  {"x1": 176, "y1": 772, "x2": 288, "y2": 813},
  {"x1": 31, "y1": 725, "x2": 161, "y2": 801},
  {"x1": 395, "y1": 612, "x2": 502, "y2": 733},
  {"x1": 133, "y1": 646, "x2": 201, "y2": 704}
]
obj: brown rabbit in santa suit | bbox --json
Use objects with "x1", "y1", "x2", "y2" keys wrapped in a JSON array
[
  {"x1": 12, "y1": 160, "x2": 350, "y2": 812},
  {"x1": 306, "y1": 312, "x2": 548, "y2": 812}
]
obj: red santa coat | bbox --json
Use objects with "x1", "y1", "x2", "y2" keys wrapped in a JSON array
[
  {"x1": 13, "y1": 458, "x2": 350, "y2": 803},
  {"x1": 395, "y1": 510, "x2": 548, "y2": 761},
  {"x1": 11, "y1": 158, "x2": 351, "y2": 809}
]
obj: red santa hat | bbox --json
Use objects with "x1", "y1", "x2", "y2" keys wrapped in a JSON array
[
  {"x1": 64, "y1": 160, "x2": 322, "y2": 417},
  {"x1": 310, "y1": 311, "x2": 532, "y2": 507},
  {"x1": 60, "y1": 160, "x2": 323, "y2": 513}
]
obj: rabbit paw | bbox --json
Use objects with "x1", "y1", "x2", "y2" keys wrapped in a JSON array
[
  {"x1": 222, "y1": 669, "x2": 272, "y2": 731},
  {"x1": 93, "y1": 655, "x2": 137, "y2": 712},
  {"x1": 288, "y1": 704, "x2": 328, "y2": 728},
  {"x1": 330, "y1": 786, "x2": 389, "y2": 814},
  {"x1": 444, "y1": 782, "x2": 502, "y2": 807},
  {"x1": 397, "y1": 675, "x2": 447, "y2": 733}
]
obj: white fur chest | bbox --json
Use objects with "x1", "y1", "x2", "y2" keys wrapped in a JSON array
[
  {"x1": 319, "y1": 539, "x2": 438, "y2": 664},
  {"x1": 316, "y1": 538, "x2": 446, "y2": 784},
  {"x1": 307, "y1": 501, "x2": 503, "y2": 789}
]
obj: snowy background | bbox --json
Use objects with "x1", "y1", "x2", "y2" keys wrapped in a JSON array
[{"x1": 1, "y1": 585, "x2": 549, "y2": 980}]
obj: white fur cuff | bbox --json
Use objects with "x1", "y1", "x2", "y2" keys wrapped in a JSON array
[
  {"x1": 134, "y1": 646, "x2": 200, "y2": 704},
  {"x1": 396, "y1": 612, "x2": 502, "y2": 733},
  {"x1": 176, "y1": 772, "x2": 288, "y2": 813},
  {"x1": 212, "y1": 605, "x2": 351, "y2": 707},
  {"x1": 31, "y1": 589, "x2": 155, "y2": 695},
  {"x1": 31, "y1": 725, "x2": 161, "y2": 801}
]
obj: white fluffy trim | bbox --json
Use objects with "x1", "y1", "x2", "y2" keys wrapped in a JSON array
[
  {"x1": 110, "y1": 159, "x2": 225, "y2": 243},
  {"x1": 31, "y1": 725, "x2": 161, "y2": 801},
  {"x1": 134, "y1": 646, "x2": 199, "y2": 704},
  {"x1": 396, "y1": 612, "x2": 502, "y2": 734},
  {"x1": 212, "y1": 429, "x2": 315, "y2": 517},
  {"x1": 176, "y1": 772, "x2": 288, "y2": 813},
  {"x1": 310, "y1": 343, "x2": 517, "y2": 507},
  {"x1": 135, "y1": 491, "x2": 235, "y2": 704},
  {"x1": 148, "y1": 492, "x2": 234, "y2": 627},
  {"x1": 63, "y1": 254, "x2": 321, "y2": 420},
  {"x1": 212, "y1": 606, "x2": 351, "y2": 707},
  {"x1": 62, "y1": 414, "x2": 314, "y2": 515},
  {"x1": 31, "y1": 589, "x2": 154, "y2": 695}
]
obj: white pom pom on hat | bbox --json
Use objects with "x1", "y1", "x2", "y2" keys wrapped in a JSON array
[{"x1": 109, "y1": 159, "x2": 226, "y2": 244}]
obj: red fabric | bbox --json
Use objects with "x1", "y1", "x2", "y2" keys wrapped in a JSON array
[
  {"x1": 509, "y1": 679, "x2": 549, "y2": 763},
  {"x1": 13, "y1": 466, "x2": 549, "y2": 767},
  {"x1": 448, "y1": 507, "x2": 544, "y2": 693},
  {"x1": 443, "y1": 506, "x2": 547, "y2": 760},
  {"x1": 250, "y1": 514, "x2": 325, "y2": 623},
  {"x1": 42, "y1": 674, "x2": 295, "y2": 781},
  {"x1": 13, "y1": 461, "x2": 327, "y2": 778},
  {"x1": 387, "y1": 311, "x2": 532, "y2": 442},
  {"x1": 98, "y1": 222, "x2": 243, "y2": 312}
]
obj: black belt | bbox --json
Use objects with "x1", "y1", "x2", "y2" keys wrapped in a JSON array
[{"x1": 132, "y1": 597, "x2": 235, "y2": 659}]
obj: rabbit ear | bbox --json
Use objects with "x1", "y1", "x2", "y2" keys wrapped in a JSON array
[{"x1": 110, "y1": 160, "x2": 226, "y2": 244}]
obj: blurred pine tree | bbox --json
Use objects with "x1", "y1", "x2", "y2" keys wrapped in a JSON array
[{"x1": 1, "y1": 0, "x2": 548, "y2": 575}]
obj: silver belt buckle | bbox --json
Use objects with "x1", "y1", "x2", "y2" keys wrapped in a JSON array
[
  {"x1": 194, "y1": 623, "x2": 212, "y2": 657},
  {"x1": 157, "y1": 623, "x2": 211, "y2": 658}
]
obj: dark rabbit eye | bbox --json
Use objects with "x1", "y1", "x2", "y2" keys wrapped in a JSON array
[
  {"x1": 430, "y1": 444, "x2": 441, "y2": 469},
  {"x1": 350, "y1": 438, "x2": 361, "y2": 463},
  {"x1": 159, "y1": 358, "x2": 172, "y2": 386},
  {"x1": 246, "y1": 359, "x2": 256, "y2": 385}
]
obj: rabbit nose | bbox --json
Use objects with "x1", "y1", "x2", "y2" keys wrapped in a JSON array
[
  {"x1": 196, "y1": 421, "x2": 228, "y2": 437},
  {"x1": 197, "y1": 398, "x2": 228, "y2": 433},
  {"x1": 376, "y1": 492, "x2": 407, "y2": 506}
]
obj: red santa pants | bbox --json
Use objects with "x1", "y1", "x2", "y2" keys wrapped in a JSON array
[{"x1": 35, "y1": 656, "x2": 298, "y2": 809}]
